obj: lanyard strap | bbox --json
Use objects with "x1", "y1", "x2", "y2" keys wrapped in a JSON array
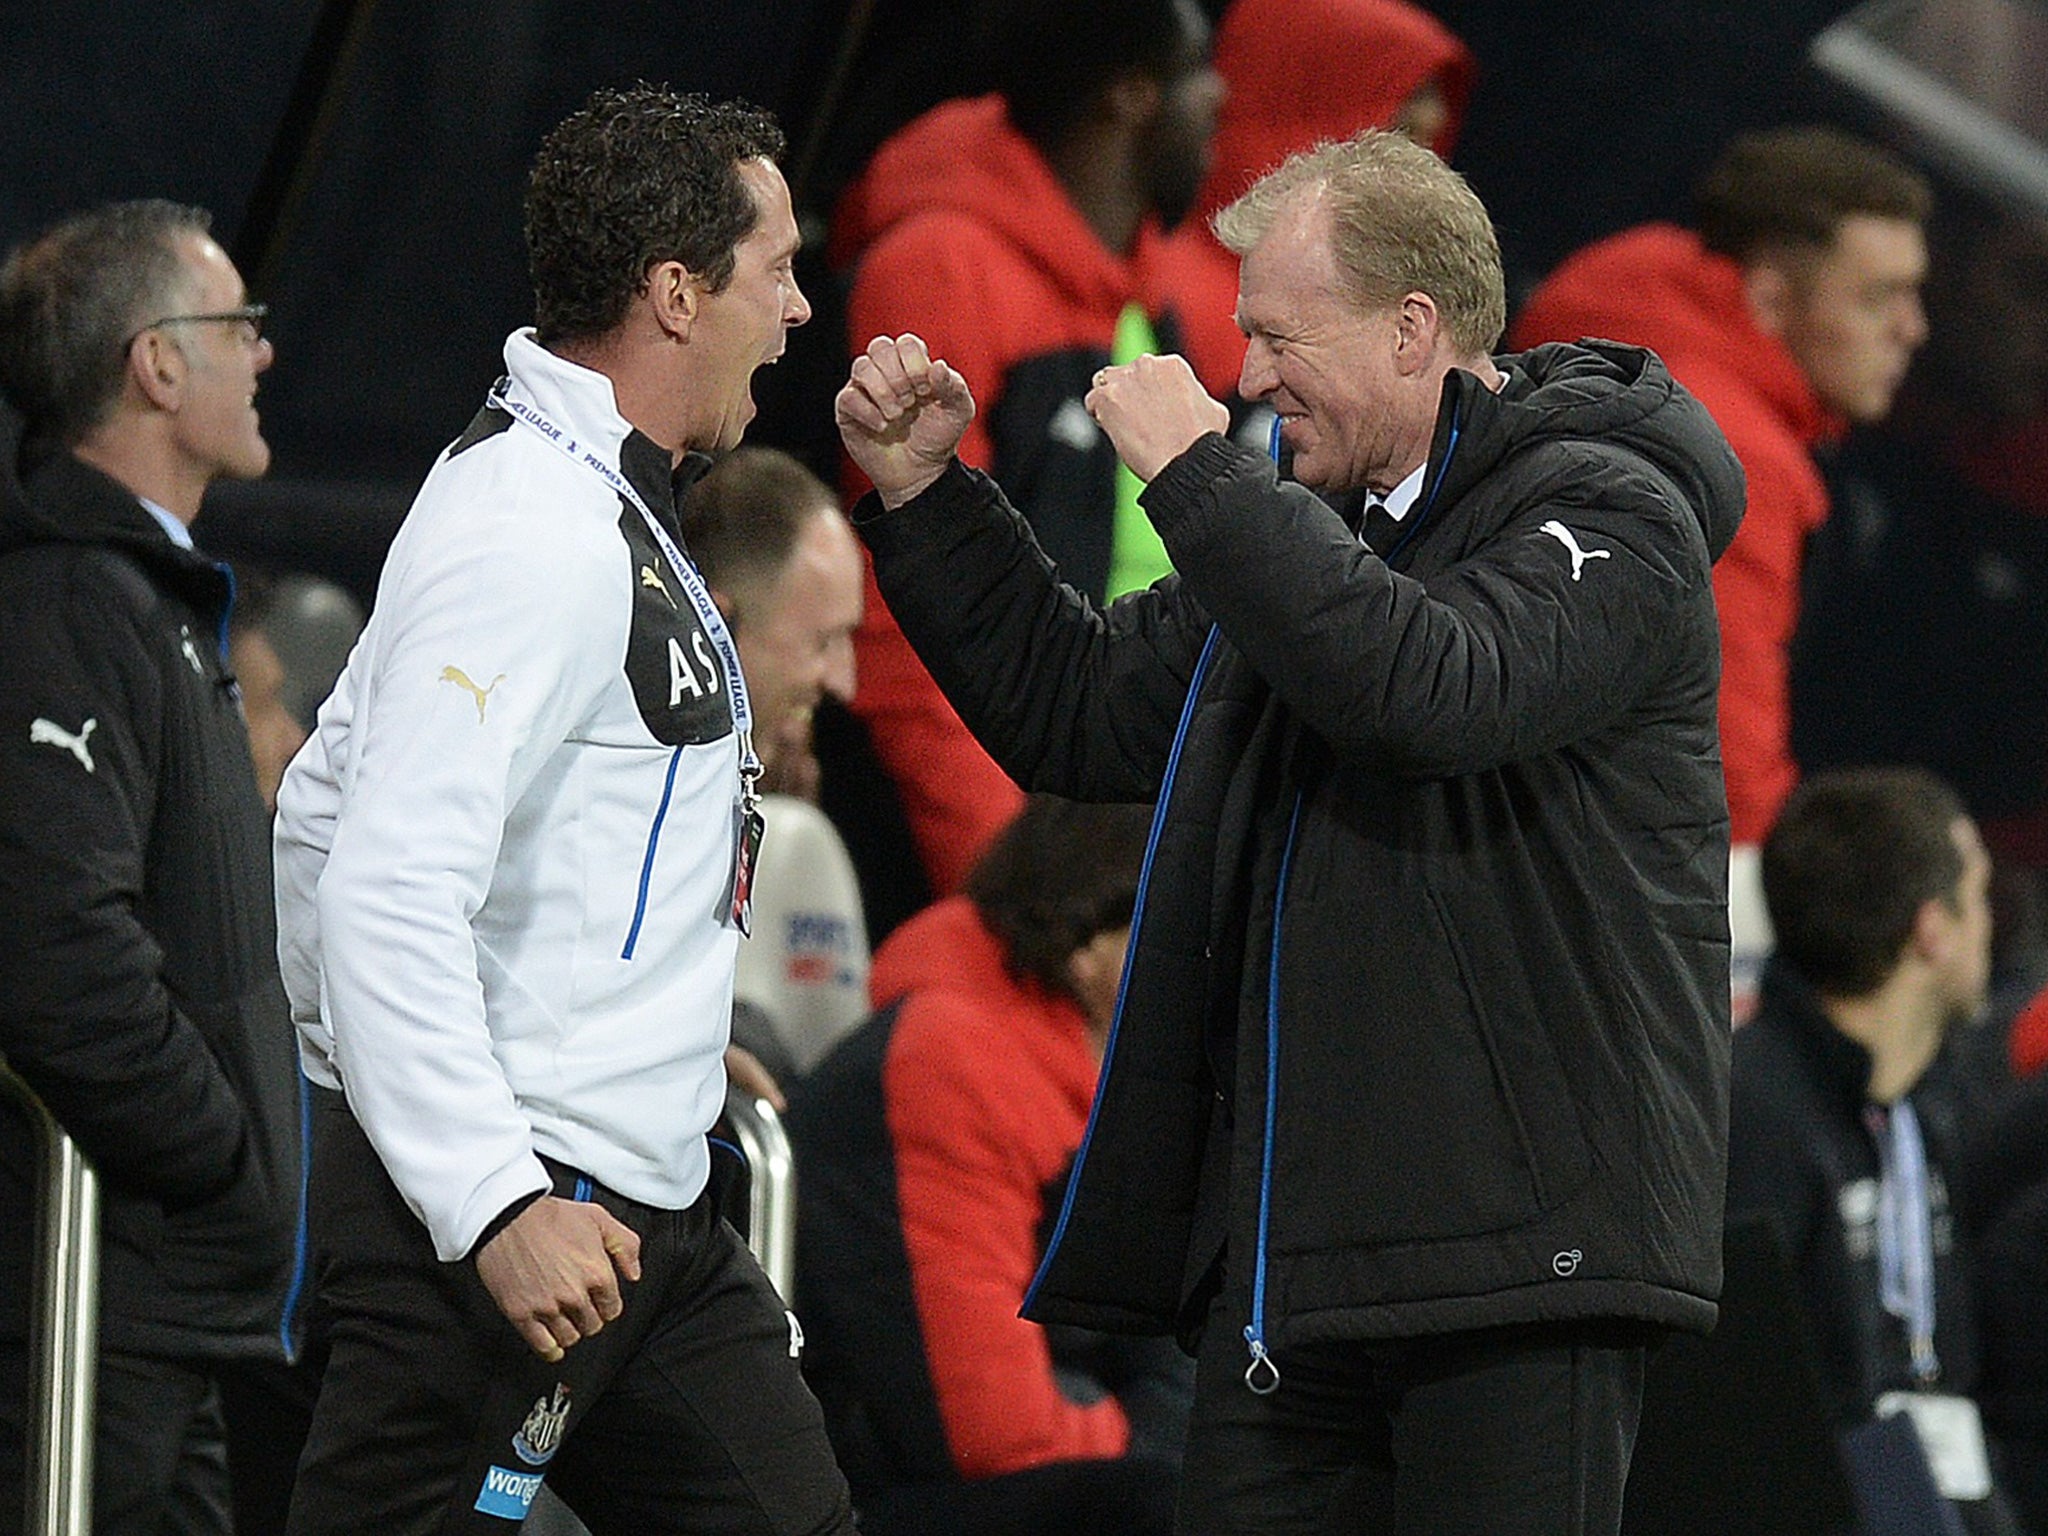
[
  {"x1": 1867, "y1": 1100, "x2": 1941, "y2": 1384},
  {"x1": 485, "y1": 382, "x2": 759, "y2": 785}
]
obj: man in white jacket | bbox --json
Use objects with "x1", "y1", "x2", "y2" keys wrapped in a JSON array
[{"x1": 273, "y1": 86, "x2": 851, "y2": 1534}]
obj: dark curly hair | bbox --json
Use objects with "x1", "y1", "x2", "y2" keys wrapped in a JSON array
[
  {"x1": 524, "y1": 85, "x2": 785, "y2": 347},
  {"x1": 964, "y1": 795, "x2": 1152, "y2": 1002}
]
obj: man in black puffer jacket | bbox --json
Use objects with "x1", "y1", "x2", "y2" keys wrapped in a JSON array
[
  {"x1": 0, "y1": 202, "x2": 305, "y2": 1535},
  {"x1": 838, "y1": 130, "x2": 1743, "y2": 1536}
]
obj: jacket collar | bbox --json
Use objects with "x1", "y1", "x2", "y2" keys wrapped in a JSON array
[{"x1": 1756, "y1": 959, "x2": 1878, "y2": 1115}]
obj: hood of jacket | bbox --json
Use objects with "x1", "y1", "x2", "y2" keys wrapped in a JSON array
[
  {"x1": 829, "y1": 94, "x2": 1164, "y2": 317},
  {"x1": 0, "y1": 392, "x2": 234, "y2": 617},
  {"x1": 1193, "y1": 0, "x2": 1473, "y2": 228},
  {"x1": 1510, "y1": 223, "x2": 1841, "y2": 453},
  {"x1": 1465, "y1": 338, "x2": 1747, "y2": 563}
]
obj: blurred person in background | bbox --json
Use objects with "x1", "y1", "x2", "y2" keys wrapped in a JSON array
[
  {"x1": 0, "y1": 199, "x2": 305, "y2": 1536},
  {"x1": 1159, "y1": 0, "x2": 1474, "y2": 407},
  {"x1": 789, "y1": 796, "x2": 1187, "y2": 1536},
  {"x1": 830, "y1": 0, "x2": 1225, "y2": 920}
]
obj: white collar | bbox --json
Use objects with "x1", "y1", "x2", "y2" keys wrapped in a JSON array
[
  {"x1": 499, "y1": 328, "x2": 634, "y2": 453},
  {"x1": 1376, "y1": 461, "x2": 1428, "y2": 523},
  {"x1": 139, "y1": 496, "x2": 194, "y2": 550}
]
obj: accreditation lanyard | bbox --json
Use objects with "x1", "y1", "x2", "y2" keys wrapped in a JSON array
[
  {"x1": 1866, "y1": 1099, "x2": 1941, "y2": 1385},
  {"x1": 484, "y1": 382, "x2": 759, "y2": 778}
]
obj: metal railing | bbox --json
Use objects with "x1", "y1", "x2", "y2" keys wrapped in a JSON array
[
  {"x1": 0, "y1": 1056, "x2": 99, "y2": 1536},
  {"x1": 720, "y1": 1089, "x2": 796, "y2": 1300}
]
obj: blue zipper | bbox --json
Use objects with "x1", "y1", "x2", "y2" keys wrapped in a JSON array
[
  {"x1": 1381, "y1": 404, "x2": 1463, "y2": 564},
  {"x1": 1024, "y1": 625, "x2": 1224, "y2": 1311},
  {"x1": 621, "y1": 745, "x2": 685, "y2": 959},
  {"x1": 1242, "y1": 790, "x2": 1303, "y2": 1395},
  {"x1": 276, "y1": 1069, "x2": 313, "y2": 1361}
]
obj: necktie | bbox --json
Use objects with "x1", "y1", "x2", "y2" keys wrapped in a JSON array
[{"x1": 1362, "y1": 498, "x2": 1403, "y2": 558}]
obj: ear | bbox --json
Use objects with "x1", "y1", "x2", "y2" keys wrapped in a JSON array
[
  {"x1": 1392, "y1": 292, "x2": 1442, "y2": 375},
  {"x1": 128, "y1": 329, "x2": 185, "y2": 411},
  {"x1": 1743, "y1": 259, "x2": 1796, "y2": 340},
  {"x1": 647, "y1": 259, "x2": 701, "y2": 342},
  {"x1": 1103, "y1": 69, "x2": 1164, "y2": 130},
  {"x1": 1907, "y1": 893, "x2": 1957, "y2": 970}
]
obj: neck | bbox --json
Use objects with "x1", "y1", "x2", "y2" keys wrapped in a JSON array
[
  {"x1": 1371, "y1": 356, "x2": 1503, "y2": 493},
  {"x1": 1821, "y1": 974, "x2": 1947, "y2": 1105},
  {"x1": 1047, "y1": 124, "x2": 1148, "y2": 257},
  {"x1": 71, "y1": 425, "x2": 203, "y2": 524},
  {"x1": 550, "y1": 330, "x2": 690, "y2": 464}
]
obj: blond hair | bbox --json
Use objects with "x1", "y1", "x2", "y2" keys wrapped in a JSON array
[{"x1": 1215, "y1": 130, "x2": 1506, "y2": 356}]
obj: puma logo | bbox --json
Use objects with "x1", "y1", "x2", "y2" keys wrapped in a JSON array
[
  {"x1": 640, "y1": 565, "x2": 676, "y2": 607},
  {"x1": 1540, "y1": 520, "x2": 1611, "y2": 581},
  {"x1": 439, "y1": 666, "x2": 506, "y2": 723},
  {"x1": 29, "y1": 716, "x2": 97, "y2": 773}
]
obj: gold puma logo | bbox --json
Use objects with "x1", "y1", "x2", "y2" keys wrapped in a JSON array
[
  {"x1": 439, "y1": 665, "x2": 506, "y2": 723},
  {"x1": 640, "y1": 565, "x2": 676, "y2": 607}
]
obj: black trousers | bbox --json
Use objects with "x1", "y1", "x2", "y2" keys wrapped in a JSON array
[
  {"x1": 1178, "y1": 1283, "x2": 1651, "y2": 1536},
  {"x1": 285, "y1": 1094, "x2": 852, "y2": 1535},
  {"x1": 0, "y1": 1344, "x2": 230, "y2": 1536}
]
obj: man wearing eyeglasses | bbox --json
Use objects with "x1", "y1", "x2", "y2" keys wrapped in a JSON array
[{"x1": 0, "y1": 201, "x2": 304, "y2": 1535}]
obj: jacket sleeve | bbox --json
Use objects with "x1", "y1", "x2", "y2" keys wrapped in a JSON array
[
  {"x1": 0, "y1": 560, "x2": 250, "y2": 1207},
  {"x1": 883, "y1": 994, "x2": 1129, "y2": 1477},
  {"x1": 1707, "y1": 429, "x2": 1827, "y2": 845},
  {"x1": 308, "y1": 483, "x2": 614, "y2": 1261},
  {"x1": 1140, "y1": 432, "x2": 1717, "y2": 778},
  {"x1": 858, "y1": 462, "x2": 1213, "y2": 802},
  {"x1": 844, "y1": 217, "x2": 1026, "y2": 891}
]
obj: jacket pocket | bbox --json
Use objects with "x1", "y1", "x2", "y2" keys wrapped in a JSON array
[{"x1": 1270, "y1": 876, "x2": 1592, "y2": 1253}]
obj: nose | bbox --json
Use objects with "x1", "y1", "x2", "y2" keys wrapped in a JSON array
[
  {"x1": 1237, "y1": 334, "x2": 1276, "y2": 402},
  {"x1": 786, "y1": 272, "x2": 812, "y2": 330},
  {"x1": 254, "y1": 335, "x2": 276, "y2": 374},
  {"x1": 821, "y1": 634, "x2": 855, "y2": 704},
  {"x1": 1900, "y1": 290, "x2": 1929, "y2": 350}
]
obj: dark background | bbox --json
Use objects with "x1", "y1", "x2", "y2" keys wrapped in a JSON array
[{"x1": 2, "y1": 0, "x2": 1869, "y2": 603}]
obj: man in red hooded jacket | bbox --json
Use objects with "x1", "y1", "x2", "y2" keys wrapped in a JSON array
[
  {"x1": 832, "y1": 0, "x2": 1223, "y2": 901},
  {"x1": 1513, "y1": 127, "x2": 1930, "y2": 1010},
  {"x1": 1157, "y1": 0, "x2": 1476, "y2": 405}
]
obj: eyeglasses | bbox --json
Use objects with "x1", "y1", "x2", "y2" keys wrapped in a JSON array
[{"x1": 124, "y1": 303, "x2": 269, "y2": 351}]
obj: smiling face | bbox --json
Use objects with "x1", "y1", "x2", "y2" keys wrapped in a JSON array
[
  {"x1": 1234, "y1": 188, "x2": 1419, "y2": 493},
  {"x1": 1770, "y1": 213, "x2": 1928, "y2": 423},
  {"x1": 731, "y1": 503, "x2": 862, "y2": 774},
  {"x1": 682, "y1": 158, "x2": 810, "y2": 453},
  {"x1": 161, "y1": 231, "x2": 274, "y2": 483}
]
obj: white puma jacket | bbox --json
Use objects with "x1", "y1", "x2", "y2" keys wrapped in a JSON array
[{"x1": 275, "y1": 330, "x2": 744, "y2": 1260}]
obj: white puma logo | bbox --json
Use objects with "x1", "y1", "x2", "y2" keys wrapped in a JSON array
[
  {"x1": 439, "y1": 666, "x2": 506, "y2": 723},
  {"x1": 30, "y1": 716, "x2": 97, "y2": 773},
  {"x1": 1540, "y1": 520, "x2": 1611, "y2": 581}
]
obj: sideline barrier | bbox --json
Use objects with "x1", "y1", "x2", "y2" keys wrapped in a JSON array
[
  {"x1": 0, "y1": 1057, "x2": 98, "y2": 1536},
  {"x1": 722, "y1": 1089, "x2": 796, "y2": 1300}
]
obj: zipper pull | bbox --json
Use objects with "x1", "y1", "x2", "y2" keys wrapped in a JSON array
[{"x1": 1242, "y1": 1327, "x2": 1281, "y2": 1396}]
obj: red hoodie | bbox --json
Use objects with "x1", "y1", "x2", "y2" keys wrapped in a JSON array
[
  {"x1": 867, "y1": 896, "x2": 1123, "y2": 1477},
  {"x1": 1156, "y1": 0, "x2": 1475, "y2": 399},
  {"x1": 833, "y1": 97, "x2": 1180, "y2": 893},
  {"x1": 1513, "y1": 224, "x2": 1842, "y2": 845}
]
